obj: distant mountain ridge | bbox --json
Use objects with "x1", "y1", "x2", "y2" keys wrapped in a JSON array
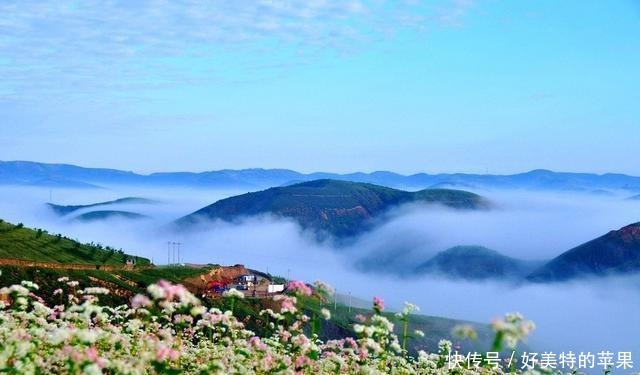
[
  {"x1": 47, "y1": 197, "x2": 156, "y2": 216},
  {"x1": 176, "y1": 179, "x2": 489, "y2": 238},
  {"x1": 3, "y1": 160, "x2": 640, "y2": 192}
]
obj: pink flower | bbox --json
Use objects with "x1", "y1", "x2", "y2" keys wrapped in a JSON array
[
  {"x1": 157, "y1": 280, "x2": 180, "y2": 300},
  {"x1": 345, "y1": 337, "x2": 358, "y2": 349},
  {"x1": 274, "y1": 295, "x2": 298, "y2": 314},
  {"x1": 249, "y1": 336, "x2": 268, "y2": 351},
  {"x1": 85, "y1": 346, "x2": 108, "y2": 367},
  {"x1": 359, "y1": 347, "x2": 369, "y2": 361},
  {"x1": 156, "y1": 345, "x2": 179, "y2": 362},
  {"x1": 294, "y1": 355, "x2": 311, "y2": 369},
  {"x1": 85, "y1": 347, "x2": 99, "y2": 362},
  {"x1": 261, "y1": 354, "x2": 274, "y2": 368},
  {"x1": 131, "y1": 294, "x2": 151, "y2": 308},
  {"x1": 286, "y1": 280, "x2": 312, "y2": 296},
  {"x1": 373, "y1": 296, "x2": 384, "y2": 312}
]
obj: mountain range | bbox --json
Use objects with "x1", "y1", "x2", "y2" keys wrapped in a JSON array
[{"x1": 3, "y1": 160, "x2": 640, "y2": 192}]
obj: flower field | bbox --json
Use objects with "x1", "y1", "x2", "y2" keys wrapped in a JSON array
[{"x1": 0, "y1": 274, "x2": 538, "y2": 374}]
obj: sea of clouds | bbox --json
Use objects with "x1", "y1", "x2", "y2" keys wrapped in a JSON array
[{"x1": 1, "y1": 184, "x2": 640, "y2": 360}]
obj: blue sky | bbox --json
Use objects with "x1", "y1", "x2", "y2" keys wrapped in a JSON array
[{"x1": 1, "y1": 0, "x2": 639, "y2": 174}]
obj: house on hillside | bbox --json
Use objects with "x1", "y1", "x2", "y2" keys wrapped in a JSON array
[
  {"x1": 203, "y1": 264, "x2": 284, "y2": 297},
  {"x1": 124, "y1": 258, "x2": 136, "y2": 269},
  {"x1": 233, "y1": 270, "x2": 271, "y2": 290}
]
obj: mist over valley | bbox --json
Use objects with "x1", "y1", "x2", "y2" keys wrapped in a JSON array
[{"x1": 2, "y1": 167, "x2": 640, "y2": 359}]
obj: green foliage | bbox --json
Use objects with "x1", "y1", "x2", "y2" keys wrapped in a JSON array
[{"x1": 0, "y1": 219, "x2": 150, "y2": 265}]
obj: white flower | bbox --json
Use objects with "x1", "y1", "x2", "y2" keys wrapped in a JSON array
[
  {"x1": 21, "y1": 280, "x2": 39, "y2": 290},
  {"x1": 396, "y1": 302, "x2": 420, "y2": 319},
  {"x1": 438, "y1": 339, "x2": 452, "y2": 354},
  {"x1": 320, "y1": 308, "x2": 331, "y2": 320},
  {"x1": 77, "y1": 329, "x2": 99, "y2": 344},
  {"x1": 83, "y1": 363, "x2": 102, "y2": 375},
  {"x1": 1, "y1": 285, "x2": 30, "y2": 296},
  {"x1": 371, "y1": 315, "x2": 394, "y2": 332},
  {"x1": 222, "y1": 288, "x2": 245, "y2": 299},
  {"x1": 190, "y1": 306, "x2": 206, "y2": 316},
  {"x1": 147, "y1": 284, "x2": 166, "y2": 300},
  {"x1": 49, "y1": 328, "x2": 72, "y2": 345},
  {"x1": 452, "y1": 324, "x2": 477, "y2": 340},
  {"x1": 390, "y1": 341, "x2": 402, "y2": 353},
  {"x1": 79, "y1": 287, "x2": 110, "y2": 295},
  {"x1": 313, "y1": 280, "x2": 335, "y2": 295}
]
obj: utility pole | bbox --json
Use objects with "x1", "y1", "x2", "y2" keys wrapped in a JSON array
[
  {"x1": 334, "y1": 288, "x2": 337, "y2": 311},
  {"x1": 167, "y1": 242, "x2": 171, "y2": 265},
  {"x1": 348, "y1": 292, "x2": 352, "y2": 313}
]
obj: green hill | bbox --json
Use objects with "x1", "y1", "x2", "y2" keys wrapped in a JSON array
[
  {"x1": 528, "y1": 222, "x2": 640, "y2": 282},
  {"x1": 0, "y1": 219, "x2": 150, "y2": 265},
  {"x1": 47, "y1": 197, "x2": 157, "y2": 216},
  {"x1": 73, "y1": 210, "x2": 149, "y2": 222},
  {"x1": 415, "y1": 246, "x2": 541, "y2": 280},
  {"x1": 177, "y1": 179, "x2": 490, "y2": 238}
]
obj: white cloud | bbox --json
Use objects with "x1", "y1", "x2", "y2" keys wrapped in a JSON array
[{"x1": 0, "y1": 0, "x2": 476, "y2": 102}]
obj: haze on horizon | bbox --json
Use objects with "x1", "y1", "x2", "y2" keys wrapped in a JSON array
[{"x1": 1, "y1": 0, "x2": 639, "y2": 175}]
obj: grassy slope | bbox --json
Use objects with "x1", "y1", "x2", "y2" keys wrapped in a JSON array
[
  {"x1": 179, "y1": 179, "x2": 488, "y2": 237},
  {"x1": 0, "y1": 219, "x2": 150, "y2": 265}
]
